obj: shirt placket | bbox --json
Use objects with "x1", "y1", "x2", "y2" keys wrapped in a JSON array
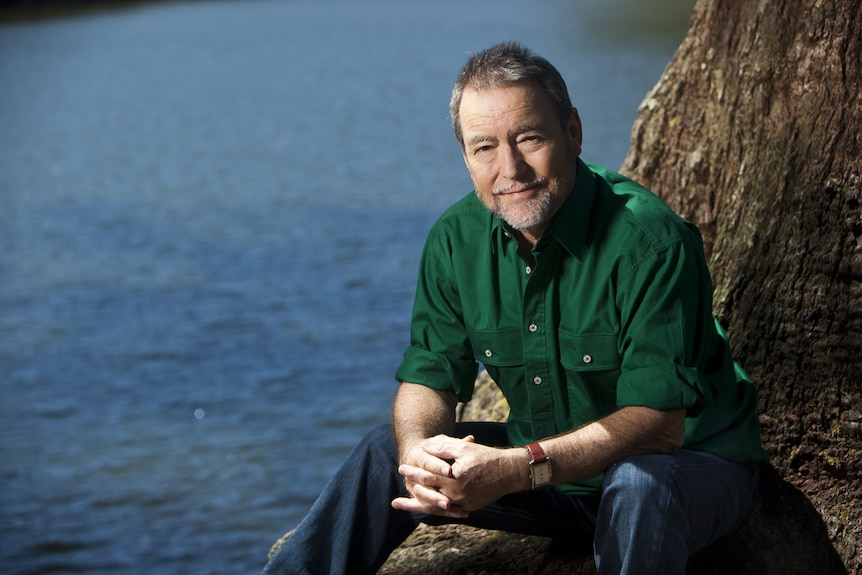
[{"x1": 522, "y1": 248, "x2": 556, "y2": 440}]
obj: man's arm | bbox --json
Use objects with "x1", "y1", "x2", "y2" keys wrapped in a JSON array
[
  {"x1": 395, "y1": 405, "x2": 685, "y2": 515},
  {"x1": 390, "y1": 382, "x2": 467, "y2": 517},
  {"x1": 392, "y1": 381, "x2": 458, "y2": 460},
  {"x1": 535, "y1": 406, "x2": 685, "y2": 486}
]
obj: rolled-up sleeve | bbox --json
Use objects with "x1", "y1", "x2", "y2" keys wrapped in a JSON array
[
  {"x1": 614, "y1": 232, "x2": 715, "y2": 416},
  {"x1": 394, "y1": 228, "x2": 478, "y2": 403}
]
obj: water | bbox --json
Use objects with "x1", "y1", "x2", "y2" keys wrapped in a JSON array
[{"x1": 0, "y1": 1, "x2": 692, "y2": 572}]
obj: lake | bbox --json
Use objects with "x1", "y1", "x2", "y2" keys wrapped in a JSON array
[{"x1": 0, "y1": 0, "x2": 692, "y2": 572}]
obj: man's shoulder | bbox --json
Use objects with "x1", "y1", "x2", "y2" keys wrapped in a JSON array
[
  {"x1": 586, "y1": 163, "x2": 695, "y2": 251},
  {"x1": 428, "y1": 191, "x2": 493, "y2": 238},
  {"x1": 587, "y1": 163, "x2": 672, "y2": 217},
  {"x1": 437, "y1": 191, "x2": 488, "y2": 221}
]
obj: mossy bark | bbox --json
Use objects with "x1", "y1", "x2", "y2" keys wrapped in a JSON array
[{"x1": 621, "y1": 0, "x2": 861, "y2": 572}]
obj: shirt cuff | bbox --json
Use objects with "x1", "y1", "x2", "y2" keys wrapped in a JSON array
[
  {"x1": 395, "y1": 346, "x2": 478, "y2": 403},
  {"x1": 616, "y1": 364, "x2": 711, "y2": 416}
]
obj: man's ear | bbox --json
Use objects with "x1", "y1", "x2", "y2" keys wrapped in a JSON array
[{"x1": 568, "y1": 108, "x2": 583, "y2": 157}]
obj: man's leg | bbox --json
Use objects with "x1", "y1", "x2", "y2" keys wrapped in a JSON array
[
  {"x1": 264, "y1": 422, "x2": 601, "y2": 574},
  {"x1": 593, "y1": 450, "x2": 759, "y2": 575},
  {"x1": 263, "y1": 422, "x2": 521, "y2": 575},
  {"x1": 263, "y1": 424, "x2": 416, "y2": 575}
]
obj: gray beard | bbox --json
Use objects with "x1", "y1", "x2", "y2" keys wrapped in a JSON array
[
  {"x1": 489, "y1": 170, "x2": 572, "y2": 231},
  {"x1": 494, "y1": 188, "x2": 556, "y2": 230}
]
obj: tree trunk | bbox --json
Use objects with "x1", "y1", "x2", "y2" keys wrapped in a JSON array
[{"x1": 621, "y1": 0, "x2": 861, "y2": 572}]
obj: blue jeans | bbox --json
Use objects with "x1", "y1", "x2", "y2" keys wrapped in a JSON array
[{"x1": 263, "y1": 423, "x2": 759, "y2": 575}]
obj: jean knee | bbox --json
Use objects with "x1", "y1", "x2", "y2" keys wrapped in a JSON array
[
  {"x1": 602, "y1": 454, "x2": 676, "y2": 502},
  {"x1": 365, "y1": 423, "x2": 395, "y2": 444},
  {"x1": 357, "y1": 424, "x2": 397, "y2": 459}
]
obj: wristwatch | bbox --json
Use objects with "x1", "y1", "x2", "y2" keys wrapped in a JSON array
[{"x1": 524, "y1": 442, "x2": 552, "y2": 490}]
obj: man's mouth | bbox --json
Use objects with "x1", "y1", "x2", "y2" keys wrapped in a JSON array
[{"x1": 494, "y1": 178, "x2": 546, "y2": 196}]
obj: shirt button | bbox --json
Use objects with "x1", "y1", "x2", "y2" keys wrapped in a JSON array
[
  {"x1": 528, "y1": 323, "x2": 538, "y2": 332},
  {"x1": 485, "y1": 349, "x2": 493, "y2": 358},
  {"x1": 533, "y1": 376, "x2": 542, "y2": 385},
  {"x1": 525, "y1": 265, "x2": 532, "y2": 274},
  {"x1": 583, "y1": 354, "x2": 592, "y2": 364}
]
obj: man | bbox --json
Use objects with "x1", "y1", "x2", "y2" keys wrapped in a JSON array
[{"x1": 264, "y1": 42, "x2": 766, "y2": 575}]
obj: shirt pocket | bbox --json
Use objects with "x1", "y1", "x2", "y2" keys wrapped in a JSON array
[
  {"x1": 469, "y1": 327, "x2": 524, "y2": 367},
  {"x1": 468, "y1": 327, "x2": 524, "y2": 407},
  {"x1": 559, "y1": 331, "x2": 621, "y2": 415}
]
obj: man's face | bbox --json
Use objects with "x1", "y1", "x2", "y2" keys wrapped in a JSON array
[{"x1": 459, "y1": 81, "x2": 582, "y2": 241}]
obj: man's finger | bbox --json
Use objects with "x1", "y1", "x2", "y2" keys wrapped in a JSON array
[
  {"x1": 421, "y1": 435, "x2": 474, "y2": 462},
  {"x1": 398, "y1": 463, "x2": 442, "y2": 487},
  {"x1": 391, "y1": 490, "x2": 469, "y2": 519},
  {"x1": 404, "y1": 448, "x2": 454, "y2": 477}
]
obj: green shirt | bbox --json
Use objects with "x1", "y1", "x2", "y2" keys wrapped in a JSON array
[{"x1": 395, "y1": 159, "x2": 767, "y2": 495}]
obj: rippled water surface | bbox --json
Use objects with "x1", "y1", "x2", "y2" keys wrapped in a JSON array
[{"x1": 0, "y1": 1, "x2": 691, "y2": 572}]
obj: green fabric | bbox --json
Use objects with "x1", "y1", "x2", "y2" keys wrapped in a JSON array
[{"x1": 395, "y1": 159, "x2": 767, "y2": 496}]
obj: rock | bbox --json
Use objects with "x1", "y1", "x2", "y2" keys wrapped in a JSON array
[
  {"x1": 455, "y1": 369, "x2": 510, "y2": 423},
  {"x1": 377, "y1": 523, "x2": 595, "y2": 575}
]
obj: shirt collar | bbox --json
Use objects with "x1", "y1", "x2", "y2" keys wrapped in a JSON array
[{"x1": 490, "y1": 158, "x2": 597, "y2": 260}]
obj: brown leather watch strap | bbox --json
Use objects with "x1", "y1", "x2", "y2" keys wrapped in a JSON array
[{"x1": 524, "y1": 442, "x2": 547, "y2": 464}]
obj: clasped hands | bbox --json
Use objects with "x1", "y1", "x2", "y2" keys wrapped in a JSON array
[{"x1": 391, "y1": 434, "x2": 516, "y2": 519}]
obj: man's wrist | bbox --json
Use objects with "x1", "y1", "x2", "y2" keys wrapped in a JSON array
[
  {"x1": 498, "y1": 447, "x2": 530, "y2": 493},
  {"x1": 524, "y1": 442, "x2": 553, "y2": 489}
]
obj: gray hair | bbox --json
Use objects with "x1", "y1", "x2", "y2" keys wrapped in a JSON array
[{"x1": 449, "y1": 42, "x2": 574, "y2": 147}]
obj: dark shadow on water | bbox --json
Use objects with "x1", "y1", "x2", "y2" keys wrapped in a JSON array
[
  {"x1": 546, "y1": 0, "x2": 697, "y2": 50},
  {"x1": 0, "y1": 0, "x2": 202, "y2": 23}
]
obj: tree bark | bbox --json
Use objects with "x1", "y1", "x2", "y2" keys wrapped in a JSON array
[{"x1": 621, "y1": 0, "x2": 861, "y2": 572}]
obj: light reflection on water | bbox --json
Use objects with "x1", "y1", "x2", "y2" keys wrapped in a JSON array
[{"x1": 0, "y1": 0, "x2": 693, "y2": 572}]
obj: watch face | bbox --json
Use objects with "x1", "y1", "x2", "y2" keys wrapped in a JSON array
[{"x1": 531, "y1": 461, "x2": 552, "y2": 488}]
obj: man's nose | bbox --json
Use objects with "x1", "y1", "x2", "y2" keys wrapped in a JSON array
[{"x1": 500, "y1": 145, "x2": 527, "y2": 179}]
